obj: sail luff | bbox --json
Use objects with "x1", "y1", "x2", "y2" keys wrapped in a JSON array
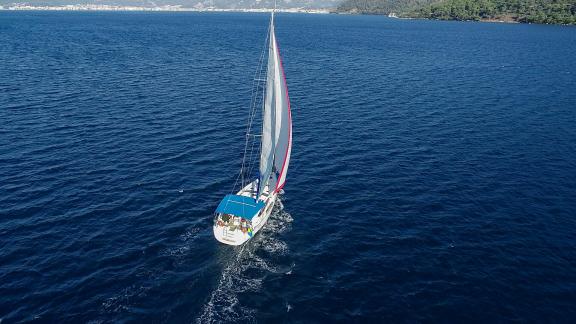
[
  {"x1": 258, "y1": 17, "x2": 277, "y2": 198},
  {"x1": 258, "y1": 12, "x2": 291, "y2": 197}
]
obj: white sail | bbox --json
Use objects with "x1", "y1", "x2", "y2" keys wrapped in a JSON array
[
  {"x1": 258, "y1": 13, "x2": 292, "y2": 197},
  {"x1": 272, "y1": 31, "x2": 292, "y2": 192},
  {"x1": 258, "y1": 16, "x2": 277, "y2": 196}
]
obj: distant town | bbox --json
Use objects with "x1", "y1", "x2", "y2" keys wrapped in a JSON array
[{"x1": 0, "y1": 4, "x2": 330, "y2": 13}]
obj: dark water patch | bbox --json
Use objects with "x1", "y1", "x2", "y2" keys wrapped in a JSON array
[{"x1": 1, "y1": 11, "x2": 576, "y2": 323}]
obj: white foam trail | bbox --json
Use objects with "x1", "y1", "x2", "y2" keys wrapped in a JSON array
[
  {"x1": 161, "y1": 225, "x2": 202, "y2": 260},
  {"x1": 262, "y1": 239, "x2": 289, "y2": 255},
  {"x1": 197, "y1": 203, "x2": 294, "y2": 323},
  {"x1": 102, "y1": 284, "x2": 150, "y2": 314},
  {"x1": 197, "y1": 244, "x2": 258, "y2": 323},
  {"x1": 180, "y1": 226, "x2": 201, "y2": 242}
]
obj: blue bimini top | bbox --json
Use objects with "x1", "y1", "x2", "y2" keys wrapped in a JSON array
[{"x1": 215, "y1": 194, "x2": 265, "y2": 220}]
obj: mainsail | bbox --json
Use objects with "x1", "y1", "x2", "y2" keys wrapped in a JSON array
[{"x1": 258, "y1": 13, "x2": 292, "y2": 198}]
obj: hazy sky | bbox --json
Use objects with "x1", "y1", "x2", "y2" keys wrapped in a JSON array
[{"x1": 0, "y1": 0, "x2": 341, "y2": 8}]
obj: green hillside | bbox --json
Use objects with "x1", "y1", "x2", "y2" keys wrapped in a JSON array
[
  {"x1": 336, "y1": 0, "x2": 437, "y2": 14},
  {"x1": 335, "y1": 0, "x2": 576, "y2": 25},
  {"x1": 409, "y1": 0, "x2": 576, "y2": 24}
]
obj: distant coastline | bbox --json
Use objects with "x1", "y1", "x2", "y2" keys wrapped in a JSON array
[
  {"x1": 0, "y1": 4, "x2": 330, "y2": 13},
  {"x1": 335, "y1": 0, "x2": 576, "y2": 26},
  {"x1": 335, "y1": 11, "x2": 574, "y2": 26},
  {"x1": 385, "y1": 12, "x2": 520, "y2": 25}
]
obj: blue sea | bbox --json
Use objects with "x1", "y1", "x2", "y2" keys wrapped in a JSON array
[{"x1": 1, "y1": 11, "x2": 576, "y2": 323}]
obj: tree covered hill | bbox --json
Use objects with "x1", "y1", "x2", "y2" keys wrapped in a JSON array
[
  {"x1": 336, "y1": 0, "x2": 437, "y2": 14},
  {"x1": 408, "y1": 0, "x2": 576, "y2": 24},
  {"x1": 335, "y1": 0, "x2": 576, "y2": 25}
]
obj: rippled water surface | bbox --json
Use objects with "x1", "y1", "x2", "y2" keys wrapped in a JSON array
[{"x1": 1, "y1": 11, "x2": 576, "y2": 323}]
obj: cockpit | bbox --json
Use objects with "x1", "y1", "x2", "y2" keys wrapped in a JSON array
[{"x1": 215, "y1": 213, "x2": 253, "y2": 234}]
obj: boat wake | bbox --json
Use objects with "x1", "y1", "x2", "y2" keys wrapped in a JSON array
[
  {"x1": 197, "y1": 204, "x2": 293, "y2": 323},
  {"x1": 162, "y1": 226, "x2": 204, "y2": 265}
]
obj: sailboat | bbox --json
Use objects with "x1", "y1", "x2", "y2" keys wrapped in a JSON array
[{"x1": 213, "y1": 10, "x2": 292, "y2": 246}]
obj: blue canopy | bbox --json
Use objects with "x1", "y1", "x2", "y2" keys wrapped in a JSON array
[{"x1": 215, "y1": 194, "x2": 264, "y2": 220}]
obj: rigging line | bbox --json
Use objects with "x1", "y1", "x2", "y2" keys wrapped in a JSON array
[
  {"x1": 250, "y1": 31, "x2": 271, "y2": 143},
  {"x1": 242, "y1": 60, "x2": 264, "y2": 144},
  {"x1": 247, "y1": 41, "x2": 267, "y2": 126},
  {"x1": 245, "y1": 129, "x2": 260, "y2": 183},
  {"x1": 246, "y1": 46, "x2": 268, "y2": 181},
  {"x1": 246, "y1": 123, "x2": 258, "y2": 167},
  {"x1": 253, "y1": 50, "x2": 268, "y2": 168},
  {"x1": 246, "y1": 120, "x2": 258, "y2": 170},
  {"x1": 246, "y1": 107, "x2": 261, "y2": 182},
  {"x1": 239, "y1": 81, "x2": 260, "y2": 188},
  {"x1": 241, "y1": 61, "x2": 265, "y2": 189},
  {"x1": 222, "y1": 23, "x2": 271, "y2": 215},
  {"x1": 248, "y1": 81, "x2": 265, "y2": 187},
  {"x1": 246, "y1": 27, "x2": 270, "y2": 138},
  {"x1": 246, "y1": 25, "x2": 269, "y2": 144},
  {"x1": 240, "y1": 45, "x2": 266, "y2": 184},
  {"x1": 235, "y1": 19, "x2": 272, "y2": 193},
  {"x1": 246, "y1": 154, "x2": 258, "y2": 185}
]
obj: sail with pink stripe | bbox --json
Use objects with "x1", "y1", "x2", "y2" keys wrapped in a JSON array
[
  {"x1": 258, "y1": 12, "x2": 292, "y2": 197},
  {"x1": 272, "y1": 34, "x2": 292, "y2": 192}
]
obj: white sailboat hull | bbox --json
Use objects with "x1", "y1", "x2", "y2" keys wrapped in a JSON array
[{"x1": 213, "y1": 180, "x2": 277, "y2": 246}]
